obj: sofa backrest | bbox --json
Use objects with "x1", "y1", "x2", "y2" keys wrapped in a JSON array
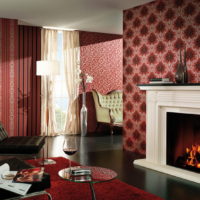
[
  {"x1": 98, "y1": 91, "x2": 122, "y2": 110},
  {"x1": 0, "y1": 122, "x2": 8, "y2": 141}
]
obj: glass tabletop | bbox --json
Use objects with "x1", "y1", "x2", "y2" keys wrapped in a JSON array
[{"x1": 58, "y1": 166, "x2": 117, "y2": 184}]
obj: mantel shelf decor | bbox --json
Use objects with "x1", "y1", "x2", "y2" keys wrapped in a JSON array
[
  {"x1": 77, "y1": 66, "x2": 93, "y2": 136},
  {"x1": 175, "y1": 48, "x2": 188, "y2": 84}
]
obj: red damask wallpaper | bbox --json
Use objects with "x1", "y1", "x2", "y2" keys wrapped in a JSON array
[
  {"x1": 123, "y1": 0, "x2": 200, "y2": 154},
  {"x1": 80, "y1": 31, "x2": 123, "y2": 94}
]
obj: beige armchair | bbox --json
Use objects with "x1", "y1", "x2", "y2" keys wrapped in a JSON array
[{"x1": 92, "y1": 90, "x2": 123, "y2": 134}]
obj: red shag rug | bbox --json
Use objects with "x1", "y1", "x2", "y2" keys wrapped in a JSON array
[{"x1": 26, "y1": 157, "x2": 163, "y2": 200}]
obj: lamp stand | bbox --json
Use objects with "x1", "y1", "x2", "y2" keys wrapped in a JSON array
[{"x1": 40, "y1": 77, "x2": 56, "y2": 165}]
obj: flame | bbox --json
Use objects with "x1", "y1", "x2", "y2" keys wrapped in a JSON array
[{"x1": 185, "y1": 145, "x2": 200, "y2": 169}]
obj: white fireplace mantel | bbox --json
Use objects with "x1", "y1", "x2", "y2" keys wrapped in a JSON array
[{"x1": 134, "y1": 84, "x2": 200, "y2": 184}]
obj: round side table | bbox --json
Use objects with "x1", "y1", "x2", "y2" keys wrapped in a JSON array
[{"x1": 58, "y1": 166, "x2": 117, "y2": 200}]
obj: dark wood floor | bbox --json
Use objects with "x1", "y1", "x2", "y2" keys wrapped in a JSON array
[{"x1": 1, "y1": 134, "x2": 200, "y2": 200}]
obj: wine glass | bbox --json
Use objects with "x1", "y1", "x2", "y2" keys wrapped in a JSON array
[{"x1": 63, "y1": 136, "x2": 78, "y2": 173}]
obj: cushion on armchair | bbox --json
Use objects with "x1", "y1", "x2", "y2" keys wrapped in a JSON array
[{"x1": 110, "y1": 108, "x2": 123, "y2": 123}]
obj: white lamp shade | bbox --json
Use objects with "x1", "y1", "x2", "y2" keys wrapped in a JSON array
[{"x1": 36, "y1": 60, "x2": 60, "y2": 76}]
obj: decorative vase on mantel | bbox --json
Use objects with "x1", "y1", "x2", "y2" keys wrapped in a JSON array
[
  {"x1": 80, "y1": 92, "x2": 87, "y2": 136},
  {"x1": 175, "y1": 49, "x2": 188, "y2": 84},
  {"x1": 183, "y1": 48, "x2": 188, "y2": 83}
]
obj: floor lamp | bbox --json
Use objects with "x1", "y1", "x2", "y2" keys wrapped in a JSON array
[{"x1": 36, "y1": 60, "x2": 60, "y2": 165}]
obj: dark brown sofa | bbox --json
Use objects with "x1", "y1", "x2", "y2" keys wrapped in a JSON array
[{"x1": 0, "y1": 122, "x2": 45, "y2": 155}]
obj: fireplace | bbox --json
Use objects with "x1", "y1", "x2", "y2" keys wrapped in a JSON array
[
  {"x1": 134, "y1": 84, "x2": 200, "y2": 184},
  {"x1": 167, "y1": 112, "x2": 200, "y2": 172}
]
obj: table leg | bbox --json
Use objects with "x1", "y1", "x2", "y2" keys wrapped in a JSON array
[
  {"x1": 89, "y1": 182, "x2": 96, "y2": 200},
  {"x1": 46, "y1": 192, "x2": 53, "y2": 200}
]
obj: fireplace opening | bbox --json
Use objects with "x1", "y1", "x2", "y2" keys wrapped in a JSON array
[{"x1": 167, "y1": 112, "x2": 200, "y2": 173}]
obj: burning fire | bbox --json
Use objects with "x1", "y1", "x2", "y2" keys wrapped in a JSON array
[{"x1": 185, "y1": 145, "x2": 200, "y2": 168}]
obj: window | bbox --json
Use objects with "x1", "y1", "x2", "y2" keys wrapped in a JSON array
[{"x1": 53, "y1": 32, "x2": 68, "y2": 133}]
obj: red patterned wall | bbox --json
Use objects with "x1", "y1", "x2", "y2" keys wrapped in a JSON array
[
  {"x1": 0, "y1": 18, "x2": 18, "y2": 136},
  {"x1": 80, "y1": 31, "x2": 123, "y2": 133},
  {"x1": 80, "y1": 31, "x2": 123, "y2": 94},
  {"x1": 123, "y1": 0, "x2": 200, "y2": 154}
]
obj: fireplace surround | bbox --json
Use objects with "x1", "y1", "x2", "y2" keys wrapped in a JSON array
[{"x1": 134, "y1": 84, "x2": 200, "y2": 184}]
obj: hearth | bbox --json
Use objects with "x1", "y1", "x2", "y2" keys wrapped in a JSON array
[
  {"x1": 167, "y1": 112, "x2": 200, "y2": 173},
  {"x1": 134, "y1": 84, "x2": 200, "y2": 183}
]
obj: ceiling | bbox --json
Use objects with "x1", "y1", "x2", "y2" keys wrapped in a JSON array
[{"x1": 0, "y1": 0, "x2": 154, "y2": 34}]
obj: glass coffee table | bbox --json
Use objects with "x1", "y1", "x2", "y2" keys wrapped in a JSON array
[{"x1": 58, "y1": 166, "x2": 117, "y2": 200}]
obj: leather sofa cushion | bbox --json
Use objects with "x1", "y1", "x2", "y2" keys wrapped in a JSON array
[{"x1": 0, "y1": 136, "x2": 45, "y2": 154}]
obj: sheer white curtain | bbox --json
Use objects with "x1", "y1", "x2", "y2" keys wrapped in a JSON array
[
  {"x1": 41, "y1": 29, "x2": 58, "y2": 136},
  {"x1": 63, "y1": 31, "x2": 80, "y2": 135}
]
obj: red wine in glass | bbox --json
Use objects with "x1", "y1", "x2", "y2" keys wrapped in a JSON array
[
  {"x1": 63, "y1": 148, "x2": 77, "y2": 156},
  {"x1": 63, "y1": 136, "x2": 78, "y2": 173}
]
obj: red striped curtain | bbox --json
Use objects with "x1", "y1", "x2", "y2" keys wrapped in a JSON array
[
  {"x1": 0, "y1": 18, "x2": 18, "y2": 136},
  {"x1": 18, "y1": 25, "x2": 41, "y2": 136}
]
